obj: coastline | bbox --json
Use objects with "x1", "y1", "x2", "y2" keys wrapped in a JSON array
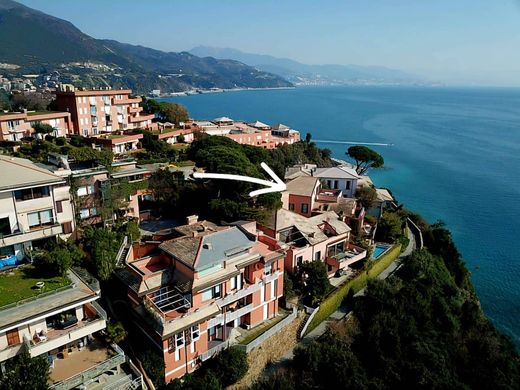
[{"x1": 152, "y1": 86, "x2": 296, "y2": 99}]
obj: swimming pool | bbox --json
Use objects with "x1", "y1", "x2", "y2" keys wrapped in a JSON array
[{"x1": 372, "y1": 244, "x2": 391, "y2": 260}]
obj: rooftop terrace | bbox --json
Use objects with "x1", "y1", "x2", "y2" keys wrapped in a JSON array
[{"x1": 0, "y1": 265, "x2": 70, "y2": 308}]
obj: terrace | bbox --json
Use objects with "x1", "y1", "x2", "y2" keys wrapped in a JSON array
[
  {"x1": 0, "y1": 265, "x2": 70, "y2": 308},
  {"x1": 316, "y1": 188, "x2": 343, "y2": 202},
  {"x1": 49, "y1": 339, "x2": 134, "y2": 390},
  {"x1": 326, "y1": 242, "x2": 367, "y2": 271}
]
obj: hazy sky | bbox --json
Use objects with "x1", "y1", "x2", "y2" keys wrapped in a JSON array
[{"x1": 19, "y1": 0, "x2": 520, "y2": 85}]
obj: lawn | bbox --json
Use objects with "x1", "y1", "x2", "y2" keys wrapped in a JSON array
[{"x1": 0, "y1": 265, "x2": 71, "y2": 308}]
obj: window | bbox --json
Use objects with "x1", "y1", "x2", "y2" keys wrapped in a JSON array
[
  {"x1": 230, "y1": 274, "x2": 242, "y2": 290},
  {"x1": 191, "y1": 325, "x2": 200, "y2": 341},
  {"x1": 27, "y1": 209, "x2": 53, "y2": 228},
  {"x1": 76, "y1": 185, "x2": 95, "y2": 197},
  {"x1": 264, "y1": 263, "x2": 272, "y2": 276},
  {"x1": 327, "y1": 241, "x2": 346, "y2": 257},
  {"x1": 6, "y1": 329, "x2": 20, "y2": 346},
  {"x1": 83, "y1": 129, "x2": 89, "y2": 136},
  {"x1": 201, "y1": 284, "x2": 221, "y2": 301},
  {"x1": 175, "y1": 332, "x2": 184, "y2": 348},
  {"x1": 334, "y1": 180, "x2": 339, "y2": 189},
  {"x1": 79, "y1": 208, "x2": 97, "y2": 219},
  {"x1": 14, "y1": 186, "x2": 50, "y2": 201},
  {"x1": 0, "y1": 217, "x2": 11, "y2": 236},
  {"x1": 56, "y1": 200, "x2": 63, "y2": 213},
  {"x1": 62, "y1": 221, "x2": 73, "y2": 234},
  {"x1": 296, "y1": 255, "x2": 303, "y2": 266},
  {"x1": 315, "y1": 251, "x2": 321, "y2": 261},
  {"x1": 346, "y1": 181, "x2": 351, "y2": 190},
  {"x1": 288, "y1": 203, "x2": 295, "y2": 211},
  {"x1": 301, "y1": 203, "x2": 309, "y2": 214}
]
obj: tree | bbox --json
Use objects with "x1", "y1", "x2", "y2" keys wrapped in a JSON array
[
  {"x1": 356, "y1": 186, "x2": 377, "y2": 209},
  {"x1": 33, "y1": 122, "x2": 54, "y2": 135},
  {"x1": 347, "y1": 145, "x2": 384, "y2": 175},
  {"x1": 33, "y1": 239, "x2": 82, "y2": 277},
  {"x1": 106, "y1": 321, "x2": 128, "y2": 344},
  {"x1": 375, "y1": 211, "x2": 404, "y2": 243},
  {"x1": 205, "y1": 347, "x2": 248, "y2": 387},
  {"x1": 82, "y1": 227, "x2": 120, "y2": 281},
  {"x1": 297, "y1": 261, "x2": 332, "y2": 306},
  {"x1": 177, "y1": 134, "x2": 185, "y2": 143},
  {"x1": 0, "y1": 352, "x2": 50, "y2": 390},
  {"x1": 159, "y1": 102, "x2": 189, "y2": 125}
]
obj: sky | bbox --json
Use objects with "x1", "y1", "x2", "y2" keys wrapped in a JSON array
[{"x1": 18, "y1": 0, "x2": 520, "y2": 85}]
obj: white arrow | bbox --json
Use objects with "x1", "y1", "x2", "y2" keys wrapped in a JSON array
[{"x1": 193, "y1": 162, "x2": 287, "y2": 197}]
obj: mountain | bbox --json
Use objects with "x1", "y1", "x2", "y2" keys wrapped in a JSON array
[
  {"x1": 189, "y1": 46, "x2": 424, "y2": 86},
  {"x1": 0, "y1": 0, "x2": 292, "y2": 92}
]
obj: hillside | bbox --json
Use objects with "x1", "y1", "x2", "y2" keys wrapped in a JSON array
[
  {"x1": 190, "y1": 45, "x2": 425, "y2": 86},
  {"x1": 0, "y1": 0, "x2": 292, "y2": 92}
]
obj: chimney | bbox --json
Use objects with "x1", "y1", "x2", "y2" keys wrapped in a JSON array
[{"x1": 186, "y1": 215, "x2": 199, "y2": 225}]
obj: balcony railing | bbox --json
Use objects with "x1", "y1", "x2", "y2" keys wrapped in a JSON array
[
  {"x1": 208, "y1": 303, "x2": 254, "y2": 329},
  {"x1": 50, "y1": 351, "x2": 126, "y2": 390},
  {"x1": 216, "y1": 282, "x2": 261, "y2": 307},
  {"x1": 0, "y1": 223, "x2": 62, "y2": 247}
]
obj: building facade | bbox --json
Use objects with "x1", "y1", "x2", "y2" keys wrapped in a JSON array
[
  {"x1": 0, "y1": 156, "x2": 75, "y2": 261},
  {"x1": 0, "y1": 111, "x2": 72, "y2": 141},
  {"x1": 54, "y1": 88, "x2": 155, "y2": 136},
  {"x1": 116, "y1": 218, "x2": 285, "y2": 382}
]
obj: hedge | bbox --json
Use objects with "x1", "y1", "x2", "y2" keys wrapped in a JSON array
[{"x1": 304, "y1": 244, "x2": 402, "y2": 335}]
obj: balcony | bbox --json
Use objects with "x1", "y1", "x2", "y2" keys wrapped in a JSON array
[
  {"x1": 207, "y1": 303, "x2": 254, "y2": 328},
  {"x1": 216, "y1": 282, "x2": 261, "y2": 307},
  {"x1": 317, "y1": 188, "x2": 343, "y2": 202},
  {"x1": 128, "y1": 106, "x2": 143, "y2": 113},
  {"x1": 0, "y1": 223, "x2": 62, "y2": 247},
  {"x1": 29, "y1": 302, "x2": 107, "y2": 357},
  {"x1": 50, "y1": 341, "x2": 127, "y2": 390},
  {"x1": 326, "y1": 243, "x2": 367, "y2": 269},
  {"x1": 129, "y1": 114, "x2": 154, "y2": 123},
  {"x1": 113, "y1": 97, "x2": 141, "y2": 105}
]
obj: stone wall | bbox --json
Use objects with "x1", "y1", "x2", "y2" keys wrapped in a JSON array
[{"x1": 229, "y1": 311, "x2": 306, "y2": 389}]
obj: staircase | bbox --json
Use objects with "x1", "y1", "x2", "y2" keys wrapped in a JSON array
[
  {"x1": 115, "y1": 236, "x2": 131, "y2": 267},
  {"x1": 296, "y1": 314, "x2": 310, "y2": 339}
]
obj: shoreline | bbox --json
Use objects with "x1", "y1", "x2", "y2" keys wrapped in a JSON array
[{"x1": 152, "y1": 86, "x2": 295, "y2": 98}]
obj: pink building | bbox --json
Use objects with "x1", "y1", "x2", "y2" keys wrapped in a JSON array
[
  {"x1": 0, "y1": 111, "x2": 72, "y2": 141},
  {"x1": 259, "y1": 209, "x2": 366, "y2": 276},
  {"x1": 54, "y1": 87, "x2": 155, "y2": 136},
  {"x1": 116, "y1": 218, "x2": 285, "y2": 382}
]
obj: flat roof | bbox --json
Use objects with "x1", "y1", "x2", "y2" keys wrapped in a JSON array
[
  {"x1": 0, "y1": 270, "x2": 98, "y2": 332},
  {"x1": 0, "y1": 155, "x2": 65, "y2": 192}
]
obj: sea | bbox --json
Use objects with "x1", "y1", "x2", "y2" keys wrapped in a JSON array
[{"x1": 162, "y1": 86, "x2": 520, "y2": 346}]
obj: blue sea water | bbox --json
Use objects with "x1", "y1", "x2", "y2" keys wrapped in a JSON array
[{"x1": 164, "y1": 86, "x2": 520, "y2": 345}]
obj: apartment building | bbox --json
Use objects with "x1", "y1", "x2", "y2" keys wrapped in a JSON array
[
  {"x1": 57, "y1": 157, "x2": 149, "y2": 225},
  {"x1": 0, "y1": 156, "x2": 75, "y2": 261},
  {"x1": 54, "y1": 87, "x2": 155, "y2": 136},
  {"x1": 0, "y1": 266, "x2": 144, "y2": 389},
  {"x1": 260, "y1": 208, "x2": 366, "y2": 276},
  {"x1": 0, "y1": 110, "x2": 72, "y2": 141},
  {"x1": 116, "y1": 217, "x2": 285, "y2": 381}
]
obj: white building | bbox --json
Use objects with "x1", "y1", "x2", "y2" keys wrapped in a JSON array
[
  {"x1": 313, "y1": 166, "x2": 360, "y2": 198},
  {"x1": 0, "y1": 156, "x2": 75, "y2": 261}
]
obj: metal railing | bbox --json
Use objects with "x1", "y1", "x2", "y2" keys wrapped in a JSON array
[
  {"x1": 50, "y1": 353, "x2": 126, "y2": 390},
  {"x1": 0, "y1": 283, "x2": 74, "y2": 312}
]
